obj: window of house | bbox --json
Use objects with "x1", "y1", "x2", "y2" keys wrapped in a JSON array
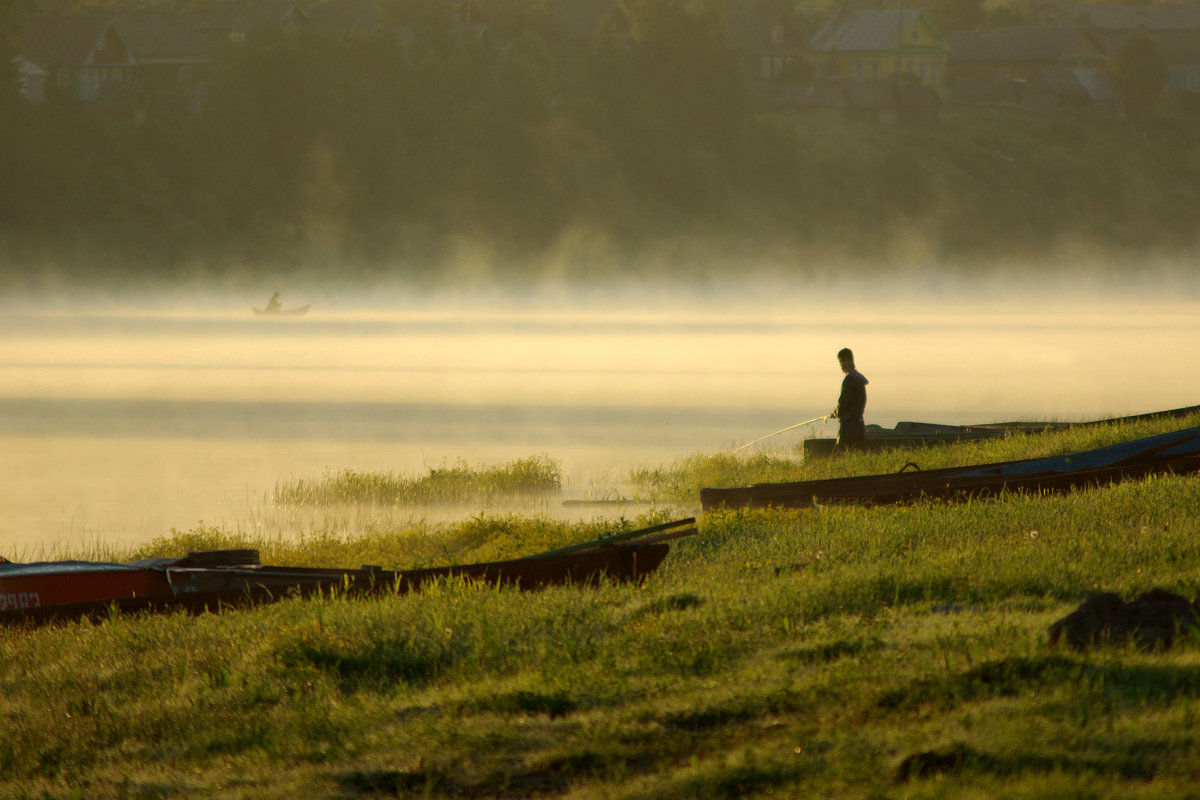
[
  {"x1": 870, "y1": 60, "x2": 879, "y2": 78},
  {"x1": 1188, "y1": 72, "x2": 1200, "y2": 92},
  {"x1": 761, "y1": 57, "x2": 772, "y2": 79},
  {"x1": 57, "y1": 68, "x2": 70, "y2": 88},
  {"x1": 772, "y1": 25, "x2": 784, "y2": 45},
  {"x1": 111, "y1": 68, "x2": 123, "y2": 83}
]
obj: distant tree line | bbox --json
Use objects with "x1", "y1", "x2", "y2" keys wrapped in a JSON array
[{"x1": 2, "y1": 0, "x2": 1199, "y2": 287}]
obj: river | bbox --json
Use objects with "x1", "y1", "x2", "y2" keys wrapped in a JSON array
[{"x1": 3, "y1": 281, "x2": 1198, "y2": 554}]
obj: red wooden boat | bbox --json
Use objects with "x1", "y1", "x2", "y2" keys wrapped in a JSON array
[{"x1": 0, "y1": 519, "x2": 696, "y2": 626}]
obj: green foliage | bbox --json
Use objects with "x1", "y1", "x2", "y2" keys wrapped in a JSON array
[
  {"x1": 0, "y1": 1, "x2": 34, "y2": 111},
  {"x1": 1112, "y1": 32, "x2": 1168, "y2": 123},
  {"x1": 633, "y1": 413, "x2": 1200, "y2": 506},
  {"x1": 920, "y1": 0, "x2": 986, "y2": 32},
  {"x1": 126, "y1": 505, "x2": 687, "y2": 573},
  {"x1": 273, "y1": 454, "x2": 562, "y2": 506},
  {"x1": 4, "y1": 7, "x2": 1200, "y2": 283},
  {"x1": 982, "y1": 3, "x2": 1027, "y2": 28},
  {"x1": 2, "y1": 461, "x2": 1200, "y2": 795},
  {"x1": 621, "y1": 0, "x2": 750, "y2": 153},
  {"x1": 376, "y1": 0, "x2": 457, "y2": 46},
  {"x1": 5, "y1": 419, "x2": 1200, "y2": 794}
]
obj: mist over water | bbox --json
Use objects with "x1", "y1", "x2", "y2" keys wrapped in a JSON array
[{"x1": 4, "y1": 279, "x2": 1198, "y2": 555}]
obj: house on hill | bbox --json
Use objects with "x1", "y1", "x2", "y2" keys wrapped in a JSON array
[
  {"x1": 114, "y1": 12, "x2": 213, "y2": 117},
  {"x1": 946, "y1": 26, "x2": 1107, "y2": 82},
  {"x1": 18, "y1": 2, "x2": 315, "y2": 117},
  {"x1": 1148, "y1": 30, "x2": 1200, "y2": 94},
  {"x1": 954, "y1": 5, "x2": 1200, "y2": 97},
  {"x1": 182, "y1": 1, "x2": 308, "y2": 45},
  {"x1": 809, "y1": 8, "x2": 950, "y2": 87},
  {"x1": 20, "y1": 15, "x2": 137, "y2": 104},
  {"x1": 1090, "y1": 28, "x2": 1200, "y2": 95},
  {"x1": 13, "y1": 57, "x2": 49, "y2": 104}
]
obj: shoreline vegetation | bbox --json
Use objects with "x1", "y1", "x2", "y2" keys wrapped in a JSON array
[
  {"x1": 5, "y1": 106, "x2": 1199, "y2": 288},
  {"x1": 3, "y1": 3, "x2": 1200, "y2": 286},
  {"x1": 5, "y1": 414, "x2": 1200, "y2": 797},
  {"x1": 272, "y1": 455, "x2": 564, "y2": 507}
]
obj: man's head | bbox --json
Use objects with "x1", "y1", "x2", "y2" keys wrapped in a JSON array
[{"x1": 837, "y1": 348, "x2": 854, "y2": 373}]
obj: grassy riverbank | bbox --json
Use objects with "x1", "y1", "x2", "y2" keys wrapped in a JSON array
[{"x1": 4, "y1": 416, "x2": 1200, "y2": 798}]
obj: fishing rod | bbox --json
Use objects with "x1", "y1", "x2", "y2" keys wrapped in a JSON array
[{"x1": 733, "y1": 415, "x2": 830, "y2": 452}]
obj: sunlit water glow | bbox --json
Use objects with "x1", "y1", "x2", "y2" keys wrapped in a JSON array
[{"x1": 3, "y1": 283, "x2": 1198, "y2": 554}]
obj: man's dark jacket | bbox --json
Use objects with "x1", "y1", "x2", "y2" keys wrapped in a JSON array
[{"x1": 835, "y1": 369, "x2": 868, "y2": 421}]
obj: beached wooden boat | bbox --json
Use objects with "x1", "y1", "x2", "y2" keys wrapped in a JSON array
[
  {"x1": 801, "y1": 420, "x2": 1057, "y2": 458},
  {"x1": 703, "y1": 426, "x2": 1200, "y2": 511},
  {"x1": 802, "y1": 403, "x2": 1200, "y2": 458},
  {"x1": 0, "y1": 519, "x2": 696, "y2": 626}
]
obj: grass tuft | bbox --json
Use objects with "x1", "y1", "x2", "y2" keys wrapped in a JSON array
[{"x1": 274, "y1": 455, "x2": 562, "y2": 506}]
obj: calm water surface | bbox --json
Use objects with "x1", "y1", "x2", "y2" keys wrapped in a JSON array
[{"x1": 3, "y1": 287, "x2": 1198, "y2": 554}]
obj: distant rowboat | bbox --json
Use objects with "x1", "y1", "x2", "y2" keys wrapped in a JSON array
[
  {"x1": 0, "y1": 519, "x2": 696, "y2": 626},
  {"x1": 252, "y1": 305, "x2": 310, "y2": 317}
]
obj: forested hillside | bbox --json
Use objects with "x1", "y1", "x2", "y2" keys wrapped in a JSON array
[{"x1": 3, "y1": 0, "x2": 1199, "y2": 287}]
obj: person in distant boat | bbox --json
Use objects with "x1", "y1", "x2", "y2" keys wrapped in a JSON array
[
  {"x1": 265, "y1": 291, "x2": 281, "y2": 312},
  {"x1": 831, "y1": 348, "x2": 868, "y2": 454}
]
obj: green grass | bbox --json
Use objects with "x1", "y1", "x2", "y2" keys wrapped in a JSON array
[
  {"x1": 634, "y1": 413, "x2": 1200, "y2": 505},
  {"x1": 273, "y1": 454, "x2": 562, "y2": 507},
  {"x1": 3, "y1": 419, "x2": 1200, "y2": 798}
]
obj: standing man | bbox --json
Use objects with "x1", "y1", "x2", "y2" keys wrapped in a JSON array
[{"x1": 831, "y1": 348, "x2": 868, "y2": 453}]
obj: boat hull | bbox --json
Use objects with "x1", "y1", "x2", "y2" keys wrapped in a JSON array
[
  {"x1": 802, "y1": 404, "x2": 1200, "y2": 458},
  {"x1": 0, "y1": 564, "x2": 174, "y2": 622},
  {"x1": 0, "y1": 521, "x2": 694, "y2": 626},
  {"x1": 252, "y1": 305, "x2": 310, "y2": 316},
  {"x1": 704, "y1": 426, "x2": 1200, "y2": 510}
]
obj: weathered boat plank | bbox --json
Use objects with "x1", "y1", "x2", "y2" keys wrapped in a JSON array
[
  {"x1": 802, "y1": 403, "x2": 1200, "y2": 458},
  {"x1": 0, "y1": 519, "x2": 696, "y2": 625},
  {"x1": 704, "y1": 426, "x2": 1200, "y2": 510}
]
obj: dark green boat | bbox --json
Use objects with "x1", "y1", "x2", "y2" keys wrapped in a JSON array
[
  {"x1": 802, "y1": 404, "x2": 1200, "y2": 459},
  {"x1": 705, "y1": 425, "x2": 1200, "y2": 511}
]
